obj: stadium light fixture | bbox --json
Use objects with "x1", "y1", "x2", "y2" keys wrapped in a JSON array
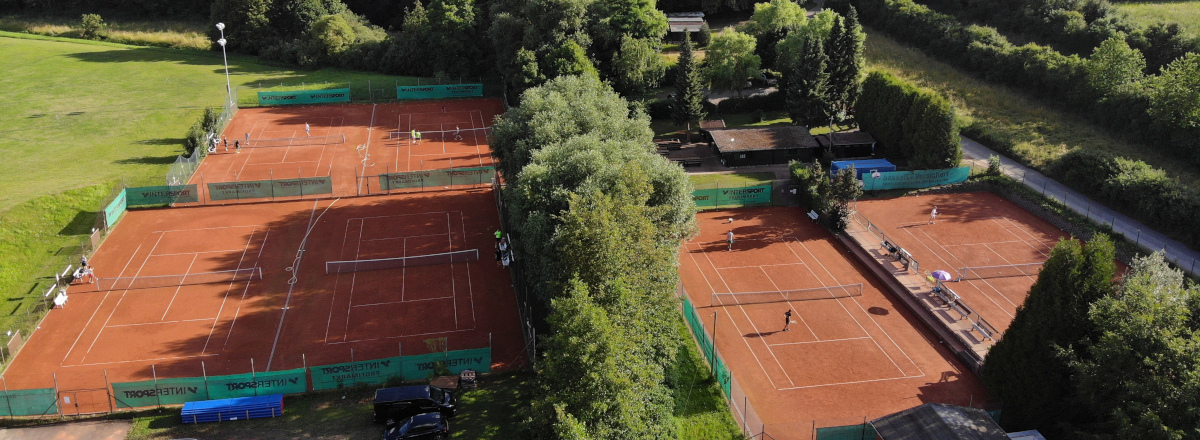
[{"x1": 215, "y1": 23, "x2": 233, "y2": 107}]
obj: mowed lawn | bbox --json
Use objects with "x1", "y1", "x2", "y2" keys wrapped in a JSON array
[
  {"x1": 0, "y1": 32, "x2": 413, "y2": 357},
  {"x1": 1116, "y1": 1, "x2": 1200, "y2": 36},
  {"x1": 862, "y1": 27, "x2": 1200, "y2": 191}
]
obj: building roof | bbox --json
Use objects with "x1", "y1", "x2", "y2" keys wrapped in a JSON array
[
  {"x1": 669, "y1": 20, "x2": 705, "y2": 32},
  {"x1": 699, "y1": 119, "x2": 726, "y2": 129},
  {"x1": 707, "y1": 126, "x2": 819, "y2": 153},
  {"x1": 666, "y1": 12, "x2": 705, "y2": 18},
  {"x1": 1007, "y1": 431, "x2": 1047, "y2": 440},
  {"x1": 871, "y1": 403, "x2": 1008, "y2": 440},
  {"x1": 814, "y1": 131, "x2": 878, "y2": 147}
]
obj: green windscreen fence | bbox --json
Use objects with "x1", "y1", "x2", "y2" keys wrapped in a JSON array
[
  {"x1": 692, "y1": 183, "x2": 772, "y2": 209},
  {"x1": 207, "y1": 176, "x2": 333, "y2": 201},
  {"x1": 311, "y1": 357, "x2": 403, "y2": 391},
  {"x1": 257, "y1": 88, "x2": 351, "y2": 105},
  {"x1": 112, "y1": 377, "x2": 208, "y2": 408},
  {"x1": 205, "y1": 369, "x2": 307, "y2": 400},
  {"x1": 379, "y1": 167, "x2": 494, "y2": 190},
  {"x1": 396, "y1": 84, "x2": 483, "y2": 100},
  {"x1": 862, "y1": 167, "x2": 970, "y2": 191},
  {"x1": 0, "y1": 388, "x2": 58, "y2": 416},
  {"x1": 103, "y1": 188, "x2": 127, "y2": 228},
  {"x1": 682, "y1": 296, "x2": 731, "y2": 397},
  {"x1": 125, "y1": 185, "x2": 200, "y2": 207},
  {"x1": 816, "y1": 424, "x2": 879, "y2": 440},
  {"x1": 401, "y1": 348, "x2": 491, "y2": 380}
]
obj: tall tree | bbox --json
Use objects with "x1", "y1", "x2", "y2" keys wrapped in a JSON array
[
  {"x1": 610, "y1": 36, "x2": 667, "y2": 97},
  {"x1": 983, "y1": 236, "x2": 1116, "y2": 437},
  {"x1": 740, "y1": 0, "x2": 807, "y2": 69},
  {"x1": 785, "y1": 38, "x2": 830, "y2": 128},
  {"x1": 827, "y1": 166, "x2": 862, "y2": 231},
  {"x1": 774, "y1": 9, "x2": 838, "y2": 91},
  {"x1": 1086, "y1": 35, "x2": 1146, "y2": 97},
  {"x1": 1148, "y1": 52, "x2": 1200, "y2": 130},
  {"x1": 209, "y1": 0, "x2": 273, "y2": 53},
  {"x1": 672, "y1": 33, "x2": 707, "y2": 142},
  {"x1": 704, "y1": 29, "x2": 761, "y2": 94},
  {"x1": 588, "y1": 0, "x2": 667, "y2": 77},
  {"x1": 1072, "y1": 252, "x2": 1200, "y2": 440},
  {"x1": 825, "y1": 7, "x2": 864, "y2": 122},
  {"x1": 903, "y1": 91, "x2": 962, "y2": 169}
]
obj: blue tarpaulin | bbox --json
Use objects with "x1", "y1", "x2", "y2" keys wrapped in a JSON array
[{"x1": 830, "y1": 159, "x2": 896, "y2": 179}]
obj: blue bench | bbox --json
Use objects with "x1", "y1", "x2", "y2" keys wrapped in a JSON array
[{"x1": 181, "y1": 394, "x2": 284, "y2": 424}]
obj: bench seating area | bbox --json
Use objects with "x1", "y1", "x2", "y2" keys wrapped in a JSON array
[{"x1": 181, "y1": 394, "x2": 284, "y2": 424}]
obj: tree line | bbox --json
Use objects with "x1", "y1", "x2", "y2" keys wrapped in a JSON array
[
  {"x1": 984, "y1": 235, "x2": 1200, "y2": 440},
  {"x1": 491, "y1": 75, "x2": 702, "y2": 439}
]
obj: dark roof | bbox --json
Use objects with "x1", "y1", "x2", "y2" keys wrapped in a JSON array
[
  {"x1": 871, "y1": 403, "x2": 1009, "y2": 440},
  {"x1": 707, "y1": 126, "x2": 819, "y2": 153},
  {"x1": 815, "y1": 131, "x2": 878, "y2": 147},
  {"x1": 666, "y1": 12, "x2": 705, "y2": 18},
  {"x1": 700, "y1": 120, "x2": 726, "y2": 129}
]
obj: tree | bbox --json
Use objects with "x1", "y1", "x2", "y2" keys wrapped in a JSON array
[
  {"x1": 827, "y1": 166, "x2": 862, "y2": 231},
  {"x1": 611, "y1": 36, "x2": 667, "y2": 97},
  {"x1": 785, "y1": 38, "x2": 830, "y2": 128},
  {"x1": 696, "y1": 22, "x2": 712, "y2": 47},
  {"x1": 774, "y1": 9, "x2": 838, "y2": 90},
  {"x1": 903, "y1": 91, "x2": 962, "y2": 169},
  {"x1": 1086, "y1": 35, "x2": 1146, "y2": 97},
  {"x1": 270, "y1": 0, "x2": 346, "y2": 40},
  {"x1": 704, "y1": 29, "x2": 761, "y2": 94},
  {"x1": 825, "y1": 7, "x2": 864, "y2": 121},
  {"x1": 79, "y1": 14, "x2": 107, "y2": 40},
  {"x1": 1148, "y1": 52, "x2": 1200, "y2": 130},
  {"x1": 740, "y1": 0, "x2": 807, "y2": 69},
  {"x1": 983, "y1": 236, "x2": 1116, "y2": 437},
  {"x1": 672, "y1": 33, "x2": 707, "y2": 142},
  {"x1": 588, "y1": 0, "x2": 667, "y2": 77},
  {"x1": 209, "y1": 0, "x2": 273, "y2": 53},
  {"x1": 309, "y1": 13, "x2": 355, "y2": 57},
  {"x1": 545, "y1": 40, "x2": 599, "y2": 80},
  {"x1": 1072, "y1": 252, "x2": 1200, "y2": 440}
]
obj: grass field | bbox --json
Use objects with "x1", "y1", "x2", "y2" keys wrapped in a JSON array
[
  {"x1": 0, "y1": 15, "x2": 210, "y2": 50},
  {"x1": 1116, "y1": 1, "x2": 1200, "y2": 36},
  {"x1": 690, "y1": 172, "x2": 777, "y2": 189},
  {"x1": 0, "y1": 32, "x2": 420, "y2": 364},
  {"x1": 862, "y1": 27, "x2": 1200, "y2": 191}
]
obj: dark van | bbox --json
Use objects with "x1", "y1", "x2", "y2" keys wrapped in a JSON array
[{"x1": 373, "y1": 386, "x2": 456, "y2": 424}]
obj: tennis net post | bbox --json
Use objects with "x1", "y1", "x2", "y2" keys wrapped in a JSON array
[
  {"x1": 710, "y1": 283, "x2": 864, "y2": 306},
  {"x1": 326, "y1": 249, "x2": 479, "y2": 274},
  {"x1": 956, "y1": 263, "x2": 1043, "y2": 281},
  {"x1": 95, "y1": 267, "x2": 262, "y2": 291}
]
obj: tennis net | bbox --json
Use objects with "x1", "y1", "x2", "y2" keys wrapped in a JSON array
[
  {"x1": 710, "y1": 283, "x2": 864, "y2": 306},
  {"x1": 96, "y1": 267, "x2": 263, "y2": 291},
  {"x1": 245, "y1": 134, "x2": 346, "y2": 148},
  {"x1": 326, "y1": 249, "x2": 479, "y2": 274},
  {"x1": 389, "y1": 127, "x2": 492, "y2": 142},
  {"x1": 957, "y1": 262, "x2": 1043, "y2": 281}
]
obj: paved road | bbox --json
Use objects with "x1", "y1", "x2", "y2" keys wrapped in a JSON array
[
  {"x1": 0, "y1": 420, "x2": 131, "y2": 440},
  {"x1": 959, "y1": 136, "x2": 1200, "y2": 277}
]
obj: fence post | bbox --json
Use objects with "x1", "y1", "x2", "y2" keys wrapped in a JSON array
[
  {"x1": 103, "y1": 370, "x2": 113, "y2": 413},
  {"x1": 711, "y1": 311, "x2": 718, "y2": 373},
  {"x1": 2, "y1": 377, "x2": 11, "y2": 419},
  {"x1": 152, "y1": 364, "x2": 160, "y2": 407},
  {"x1": 1136, "y1": 230, "x2": 1142, "y2": 245}
]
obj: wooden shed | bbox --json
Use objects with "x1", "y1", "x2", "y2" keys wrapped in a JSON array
[{"x1": 704, "y1": 126, "x2": 820, "y2": 167}]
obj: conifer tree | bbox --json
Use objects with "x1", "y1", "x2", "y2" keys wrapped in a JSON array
[{"x1": 672, "y1": 33, "x2": 707, "y2": 142}]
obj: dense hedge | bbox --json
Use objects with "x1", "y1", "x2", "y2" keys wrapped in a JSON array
[
  {"x1": 856, "y1": 70, "x2": 961, "y2": 168},
  {"x1": 646, "y1": 91, "x2": 783, "y2": 120}
]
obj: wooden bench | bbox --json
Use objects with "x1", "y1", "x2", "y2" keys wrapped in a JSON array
[{"x1": 681, "y1": 158, "x2": 703, "y2": 167}]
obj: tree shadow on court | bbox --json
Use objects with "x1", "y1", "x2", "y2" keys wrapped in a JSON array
[{"x1": 915, "y1": 370, "x2": 986, "y2": 408}]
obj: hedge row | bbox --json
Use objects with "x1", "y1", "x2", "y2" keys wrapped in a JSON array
[
  {"x1": 645, "y1": 91, "x2": 785, "y2": 120},
  {"x1": 856, "y1": 70, "x2": 961, "y2": 168}
]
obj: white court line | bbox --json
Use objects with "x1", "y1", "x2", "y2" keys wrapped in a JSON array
[
  {"x1": 266, "y1": 198, "x2": 340, "y2": 371},
  {"x1": 152, "y1": 225, "x2": 262, "y2": 234},
  {"x1": 768, "y1": 336, "x2": 872, "y2": 347},
  {"x1": 994, "y1": 217, "x2": 1055, "y2": 257},
  {"x1": 448, "y1": 213, "x2": 459, "y2": 329},
  {"x1": 776, "y1": 373, "x2": 926, "y2": 391},
  {"x1": 82, "y1": 232, "x2": 169, "y2": 361},
  {"x1": 907, "y1": 228, "x2": 1018, "y2": 318},
  {"x1": 939, "y1": 240, "x2": 1027, "y2": 247},
  {"x1": 755, "y1": 266, "x2": 818, "y2": 340},
  {"x1": 683, "y1": 246, "x2": 777, "y2": 388},
  {"x1": 219, "y1": 228, "x2": 271, "y2": 351},
  {"x1": 63, "y1": 353, "x2": 219, "y2": 368},
  {"x1": 107, "y1": 318, "x2": 215, "y2": 328},
  {"x1": 784, "y1": 237, "x2": 918, "y2": 377},
  {"x1": 461, "y1": 212, "x2": 477, "y2": 327},
  {"x1": 327, "y1": 327, "x2": 478, "y2": 344},
  {"x1": 351, "y1": 211, "x2": 463, "y2": 221},
  {"x1": 720, "y1": 262, "x2": 807, "y2": 270},
  {"x1": 60, "y1": 243, "x2": 143, "y2": 365},
  {"x1": 151, "y1": 249, "x2": 250, "y2": 257},
  {"x1": 703, "y1": 246, "x2": 797, "y2": 388},
  {"x1": 324, "y1": 218, "x2": 360, "y2": 344},
  {"x1": 362, "y1": 232, "x2": 450, "y2": 242},
  {"x1": 159, "y1": 253, "x2": 200, "y2": 320},
  {"x1": 352, "y1": 296, "x2": 456, "y2": 307},
  {"x1": 343, "y1": 218, "x2": 368, "y2": 341}
]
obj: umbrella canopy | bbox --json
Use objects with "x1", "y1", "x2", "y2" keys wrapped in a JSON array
[{"x1": 931, "y1": 270, "x2": 953, "y2": 281}]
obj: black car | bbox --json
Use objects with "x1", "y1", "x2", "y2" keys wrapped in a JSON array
[
  {"x1": 383, "y1": 412, "x2": 449, "y2": 440},
  {"x1": 373, "y1": 385, "x2": 456, "y2": 424}
]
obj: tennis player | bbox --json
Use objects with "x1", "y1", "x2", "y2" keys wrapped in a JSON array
[
  {"x1": 727, "y1": 230, "x2": 734, "y2": 251},
  {"x1": 783, "y1": 310, "x2": 792, "y2": 332},
  {"x1": 411, "y1": 129, "x2": 417, "y2": 143},
  {"x1": 305, "y1": 123, "x2": 311, "y2": 137},
  {"x1": 929, "y1": 206, "x2": 939, "y2": 224},
  {"x1": 454, "y1": 126, "x2": 462, "y2": 141},
  {"x1": 83, "y1": 265, "x2": 95, "y2": 284}
]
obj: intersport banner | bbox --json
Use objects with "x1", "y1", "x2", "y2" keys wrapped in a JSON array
[
  {"x1": 311, "y1": 357, "x2": 403, "y2": 391},
  {"x1": 113, "y1": 377, "x2": 208, "y2": 408},
  {"x1": 207, "y1": 176, "x2": 333, "y2": 201},
  {"x1": 257, "y1": 88, "x2": 351, "y2": 105},
  {"x1": 861, "y1": 167, "x2": 971, "y2": 191},
  {"x1": 124, "y1": 185, "x2": 199, "y2": 206},
  {"x1": 692, "y1": 184, "x2": 772, "y2": 208},
  {"x1": 400, "y1": 348, "x2": 491, "y2": 380},
  {"x1": 379, "y1": 167, "x2": 493, "y2": 190},
  {"x1": 205, "y1": 369, "x2": 307, "y2": 400},
  {"x1": 396, "y1": 84, "x2": 483, "y2": 100}
]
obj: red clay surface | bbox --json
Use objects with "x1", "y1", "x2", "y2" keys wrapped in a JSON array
[
  {"x1": 681, "y1": 207, "x2": 987, "y2": 437},
  {"x1": 188, "y1": 99, "x2": 504, "y2": 201},
  {"x1": 2, "y1": 190, "x2": 524, "y2": 414},
  {"x1": 854, "y1": 192, "x2": 1067, "y2": 335}
]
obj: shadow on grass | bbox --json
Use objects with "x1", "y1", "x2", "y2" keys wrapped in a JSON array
[
  {"x1": 135, "y1": 138, "x2": 185, "y2": 146},
  {"x1": 115, "y1": 154, "x2": 178, "y2": 165},
  {"x1": 57, "y1": 210, "x2": 97, "y2": 236}
]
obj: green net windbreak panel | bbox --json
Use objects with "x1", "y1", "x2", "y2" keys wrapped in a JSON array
[
  {"x1": 103, "y1": 189, "x2": 127, "y2": 228},
  {"x1": 682, "y1": 296, "x2": 731, "y2": 397},
  {"x1": 815, "y1": 424, "x2": 879, "y2": 440},
  {"x1": 205, "y1": 369, "x2": 307, "y2": 400},
  {"x1": 257, "y1": 88, "x2": 351, "y2": 105},
  {"x1": 207, "y1": 176, "x2": 333, "y2": 201},
  {"x1": 395, "y1": 84, "x2": 483, "y2": 99},
  {"x1": 125, "y1": 185, "x2": 200, "y2": 206},
  {"x1": 379, "y1": 167, "x2": 494, "y2": 190},
  {"x1": 0, "y1": 388, "x2": 58, "y2": 416},
  {"x1": 692, "y1": 184, "x2": 772, "y2": 208},
  {"x1": 311, "y1": 357, "x2": 403, "y2": 391},
  {"x1": 112, "y1": 377, "x2": 209, "y2": 408},
  {"x1": 401, "y1": 348, "x2": 491, "y2": 380},
  {"x1": 861, "y1": 167, "x2": 970, "y2": 191}
]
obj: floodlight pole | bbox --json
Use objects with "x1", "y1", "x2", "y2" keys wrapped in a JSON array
[{"x1": 216, "y1": 23, "x2": 233, "y2": 108}]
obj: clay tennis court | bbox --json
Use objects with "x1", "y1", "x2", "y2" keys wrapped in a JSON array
[
  {"x1": 188, "y1": 98, "x2": 504, "y2": 202},
  {"x1": 1, "y1": 190, "x2": 525, "y2": 414},
  {"x1": 853, "y1": 192, "x2": 1067, "y2": 335},
  {"x1": 680, "y1": 207, "x2": 987, "y2": 438}
]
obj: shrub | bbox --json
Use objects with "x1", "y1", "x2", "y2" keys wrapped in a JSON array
[
  {"x1": 987, "y1": 154, "x2": 1002, "y2": 176},
  {"x1": 697, "y1": 22, "x2": 712, "y2": 47},
  {"x1": 79, "y1": 14, "x2": 107, "y2": 40}
]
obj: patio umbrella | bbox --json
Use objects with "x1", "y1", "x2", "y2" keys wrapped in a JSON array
[{"x1": 931, "y1": 270, "x2": 953, "y2": 281}]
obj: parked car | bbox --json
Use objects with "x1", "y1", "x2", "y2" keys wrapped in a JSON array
[
  {"x1": 374, "y1": 385, "x2": 456, "y2": 424},
  {"x1": 383, "y1": 412, "x2": 449, "y2": 440}
]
